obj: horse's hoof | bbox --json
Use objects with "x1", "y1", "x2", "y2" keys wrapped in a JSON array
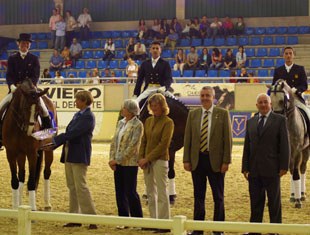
[
  {"x1": 169, "y1": 195, "x2": 177, "y2": 205},
  {"x1": 295, "y1": 199, "x2": 302, "y2": 209},
  {"x1": 301, "y1": 192, "x2": 306, "y2": 201},
  {"x1": 289, "y1": 197, "x2": 296, "y2": 203},
  {"x1": 44, "y1": 206, "x2": 52, "y2": 211},
  {"x1": 142, "y1": 194, "x2": 148, "y2": 200}
]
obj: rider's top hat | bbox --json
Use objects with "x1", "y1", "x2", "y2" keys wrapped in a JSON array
[{"x1": 16, "y1": 33, "x2": 33, "y2": 42}]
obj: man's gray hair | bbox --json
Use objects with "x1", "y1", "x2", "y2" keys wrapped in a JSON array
[
  {"x1": 123, "y1": 99, "x2": 140, "y2": 116},
  {"x1": 201, "y1": 86, "x2": 215, "y2": 96},
  {"x1": 256, "y1": 93, "x2": 271, "y2": 103}
]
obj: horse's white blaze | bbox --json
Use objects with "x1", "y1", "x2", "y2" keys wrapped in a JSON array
[{"x1": 27, "y1": 104, "x2": 36, "y2": 136}]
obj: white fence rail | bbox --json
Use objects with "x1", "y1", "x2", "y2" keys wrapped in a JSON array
[{"x1": 0, "y1": 206, "x2": 309, "y2": 235}]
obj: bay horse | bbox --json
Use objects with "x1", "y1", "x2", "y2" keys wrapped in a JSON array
[
  {"x1": 139, "y1": 90, "x2": 189, "y2": 204},
  {"x1": 269, "y1": 79, "x2": 309, "y2": 208},
  {"x1": 2, "y1": 78, "x2": 50, "y2": 210}
]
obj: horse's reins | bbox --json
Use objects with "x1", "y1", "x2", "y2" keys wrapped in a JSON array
[{"x1": 272, "y1": 82, "x2": 294, "y2": 116}]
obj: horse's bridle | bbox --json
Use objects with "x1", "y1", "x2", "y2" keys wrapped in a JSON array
[{"x1": 271, "y1": 83, "x2": 294, "y2": 116}]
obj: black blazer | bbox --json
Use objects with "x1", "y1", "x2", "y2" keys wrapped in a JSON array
[
  {"x1": 134, "y1": 57, "x2": 172, "y2": 96},
  {"x1": 272, "y1": 64, "x2": 308, "y2": 97},
  {"x1": 242, "y1": 112, "x2": 290, "y2": 177}
]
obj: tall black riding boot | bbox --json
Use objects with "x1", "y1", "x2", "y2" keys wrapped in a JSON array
[{"x1": 41, "y1": 116, "x2": 52, "y2": 129}]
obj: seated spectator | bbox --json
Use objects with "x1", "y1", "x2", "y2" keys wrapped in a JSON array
[
  {"x1": 126, "y1": 57, "x2": 139, "y2": 83},
  {"x1": 170, "y1": 17, "x2": 182, "y2": 37},
  {"x1": 41, "y1": 68, "x2": 52, "y2": 84},
  {"x1": 133, "y1": 41, "x2": 147, "y2": 61},
  {"x1": 146, "y1": 19, "x2": 160, "y2": 39},
  {"x1": 102, "y1": 38, "x2": 115, "y2": 67},
  {"x1": 54, "y1": 70, "x2": 64, "y2": 84},
  {"x1": 154, "y1": 28, "x2": 166, "y2": 47},
  {"x1": 55, "y1": 15, "x2": 66, "y2": 51},
  {"x1": 189, "y1": 18, "x2": 200, "y2": 38},
  {"x1": 209, "y1": 17, "x2": 223, "y2": 39},
  {"x1": 61, "y1": 46, "x2": 72, "y2": 68},
  {"x1": 50, "y1": 49, "x2": 64, "y2": 71},
  {"x1": 69, "y1": 37, "x2": 82, "y2": 66},
  {"x1": 184, "y1": 46, "x2": 199, "y2": 71},
  {"x1": 109, "y1": 70, "x2": 118, "y2": 83},
  {"x1": 199, "y1": 47, "x2": 212, "y2": 74},
  {"x1": 235, "y1": 17, "x2": 245, "y2": 36},
  {"x1": 237, "y1": 67, "x2": 248, "y2": 83},
  {"x1": 210, "y1": 48, "x2": 223, "y2": 69},
  {"x1": 222, "y1": 16, "x2": 234, "y2": 38},
  {"x1": 199, "y1": 16, "x2": 210, "y2": 39},
  {"x1": 223, "y1": 48, "x2": 236, "y2": 70},
  {"x1": 229, "y1": 70, "x2": 237, "y2": 83},
  {"x1": 137, "y1": 19, "x2": 147, "y2": 40},
  {"x1": 67, "y1": 73, "x2": 76, "y2": 84},
  {"x1": 124, "y1": 37, "x2": 135, "y2": 60},
  {"x1": 86, "y1": 68, "x2": 100, "y2": 84},
  {"x1": 173, "y1": 48, "x2": 186, "y2": 76},
  {"x1": 181, "y1": 20, "x2": 191, "y2": 39},
  {"x1": 236, "y1": 45, "x2": 247, "y2": 68},
  {"x1": 164, "y1": 28, "x2": 178, "y2": 51},
  {"x1": 247, "y1": 72, "x2": 259, "y2": 83},
  {"x1": 160, "y1": 18, "x2": 170, "y2": 36}
]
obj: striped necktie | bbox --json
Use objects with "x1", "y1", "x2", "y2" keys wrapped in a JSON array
[{"x1": 200, "y1": 111, "x2": 209, "y2": 153}]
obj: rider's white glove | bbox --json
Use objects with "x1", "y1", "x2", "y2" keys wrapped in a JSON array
[
  {"x1": 291, "y1": 87, "x2": 297, "y2": 94},
  {"x1": 10, "y1": 84, "x2": 17, "y2": 93}
]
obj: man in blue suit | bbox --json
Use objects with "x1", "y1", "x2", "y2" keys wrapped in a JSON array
[{"x1": 41, "y1": 90, "x2": 97, "y2": 230}]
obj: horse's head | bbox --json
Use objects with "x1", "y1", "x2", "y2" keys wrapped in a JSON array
[
  {"x1": 18, "y1": 79, "x2": 49, "y2": 105},
  {"x1": 268, "y1": 79, "x2": 292, "y2": 114}
]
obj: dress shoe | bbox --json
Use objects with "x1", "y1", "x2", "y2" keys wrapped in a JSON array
[
  {"x1": 116, "y1": 225, "x2": 129, "y2": 229},
  {"x1": 187, "y1": 231, "x2": 203, "y2": 235},
  {"x1": 142, "y1": 227, "x2": 157, "y2": 231},
  {"x1": 212, "y1": 232, "x2": 224, "y2": 235},
  {"x1": 63, "y1": 223, "x2": 82, "y2": 227},
  {"x1": 153, "y1": 229, "x2": 171, "y2": 233},
  {"x1": 88, "y1": 224, "x2": 98, "y2": 230}
]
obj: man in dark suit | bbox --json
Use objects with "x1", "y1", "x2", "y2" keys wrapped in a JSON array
[
  {"x1": 183, "y1": 86, "x2": 232, "y2": 235},
  {"x1": 242, "y1": 93, "x2": 289, "y2": 232},
  {"x1": 134, "y1": 41, "x2": 173, "y2": 103}
]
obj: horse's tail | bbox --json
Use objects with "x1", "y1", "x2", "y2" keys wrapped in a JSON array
[{"x1": 35, "y1": 150, "x2": 43, "y2": 190}]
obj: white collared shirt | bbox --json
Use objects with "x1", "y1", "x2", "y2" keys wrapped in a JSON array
[
  {"x1": 201, "y1": 105, "x2": 214, "y2": 150},
  {"x1": 285, "y1": 63, "x2": 294, "y2": 73},
  {"x1": 152, "y1": 56, "x2": 160, "y2": 68},
  {"x1": 258, "y1": 110, "x2": 271, "y2": 126}
]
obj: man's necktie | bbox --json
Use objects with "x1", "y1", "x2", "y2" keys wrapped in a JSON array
[
  {"x1": 200, "y1": 111, "x2": 209, "y2": 153},
  {"x1": 257, "y1": 115, "x2": 265, "y2": 136}
]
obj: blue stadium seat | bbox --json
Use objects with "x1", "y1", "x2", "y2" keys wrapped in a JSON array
[
  {"x1": 37, "y1": 33, "x2": 47, "y2": 40},
  {"x1": 219, "y1": 70, "x2": 230, "y2": 77},
  {"x1": 232, "y1": 48, "x2": 238, "y2": 55},
  {"x1": 129, "y1": 30, "x2": 138, "y2": 37},
  {"x1": 98, "y1": 60, "x2": 107, "y2": 69},
  {"x1": 66, "y1": 71, "x2": 78, "y2": 77},
  {"x1": 7, "y1": 42, "x2": 18, "y2": 50},
  {"x1": 238, "y1": 37, "x2": 248, "y2": 46},
  {"x1": 93, "y1": 50, "x2": 104, "y2": 59},
  {"x1": 258, "y1": 69, "x2": 269, "y2": 77},
  {"x1": 162, "y1": 49, "x2": 172, "y2": 58},
  {"x1": 183, "y1": 70, "x2": 194, "y2": 77},
  {"x1": 270, "y1": 69, "x2": 275, "y2": 76},
  {"x1": 78, "y1": 71, "x2": 87, "y2": 78},
  {"x1": 86, "y1": 60, "x2": 97, "y2": 69},
  {"x1": 244, "y1": 27, "x2": 254, "y2": 35},
  {"x1": 75, "y1": 61, "x2": 85, "y2": 69},
  {"x1": 114, "y1": 39, "x2": 123, "y2": 48},
  {"x1": 121, "y1": 31, "x2": 131, "y2": 38},
  {"x1": 195, "y1": 70, "x2": 206, "y2": 77},
  {"x1": 275, "y1": 36, "x2": 286, "y2": 45},
  {"x1": 250, "y1": 59, "x2": 262, "y2": 68},
  {"x1": 32, "y1": 51, "x2": 40, "y2": 57},
  {"x1": 92, "y1": 31, "x2": 102, "y2": 39},
  {"x1": 263, "y1": 59, "x2": 275, "y2": 67},
  {"x1": 275, "y1": 58, "x2": 285, "y2": 67},
  {"x1": 109, "y1": 60, "x2": 119, "y2": 69},
  {"x1": 287, "y1": 36, "x2": 298, "y2": 45},
  {"x1": 81, "y1": 41, "x2": 91, "y2": 48},
  {"x1": 102, "y1": 31, "x2": 112, "y2": 38},
  {"x1": 255, "y1": 27, "x2": 266, "y2": 35},
  {"x1": 266, "y1": 27, "x2": 276, "y2": 35},
  {"x1": 91, "y1": 40, "x2": 101, "y2": 48},
  {"x1": 115, "y1": 50, "x2": 125, "y2": 59},
  {"x1": 191, "y1": 38, "x2": 202, "y2": 47},
  {"x1": 119, "y1": 60, "x2": 128, "y2": 69},
  {"x1": 269, "y1": 48, "x2": 280, "y2": 57},
  {"x1": 256, "y1": 48, "x2": 267, "y2": 57},
  {"x1": 214, "y1": 38, "x2": 225, "y2": 47},
  {"x1": 0, "y1": 52, "x2": 8, "y2": 60},
  {"x1": 262, "y1": 36, "x2": 273, "y2": 45},
  {"x1": 203, "y1": 38, "x2": 213, "y2": 46},
  {"x1": 287, "y1": 26, "x2": 298, "y2": 34},
  {"x1": 298, "y1": 26, "x2": 310, "y2": 34},
  {"x1": 169, "y1": 60, "x2": 176, "y2": 68},
  {"x1": 172, "y1": 70, "x2": 181, "y2": 77},
  {"x1": 226, "y1": 37, "x2": 237, "y2": 46},
  {"x1": 276, "y1": 27, "x2": 287, "y2": 34},
  {"x1": 207, "y1": 70, "x2": 218, "y2": 77},
  {"x1": 111, "y1": 31, "x2": 121, "y2": 38},
  {"x1": 179, "y1": 39, "x2": 190, "y2": 47},
  {"x1": 30, "y1": 42, "x2": 37, "y2": 50},
  {"x1": 245, "y1": 48, "x2": 255, "y2": 57},
  {"x1": 114, "y1": 70, "x2": 123, "y2": 77},
  {"x1": 135, "y1": 60, "x2": 142, "y2": 66},
  {"x1": 250, "y1": 37, "x2": 261, "y2": 46},
  {"x1": 82, "y1": 50, "x2": 93, "y2": 59},
  {"x1": 37, "y1": 41, "x2": 48, "y2": 49},
  {"x1": 49, "y1": 71, "x2": 55, "y2": 78}
]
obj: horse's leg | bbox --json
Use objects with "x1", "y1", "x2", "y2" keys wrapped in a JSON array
[
  {"x1": 7, "y1": 151, "x2": 20, "y2": 209},
  {"x1": 168, "y1": 149, "x2": 176, "y2": 205},
  {"x1": 291, "y1": 152, "x2": 302, "y2": 208},
  {"x1": 17, "y1": 154, "x2": 26, "y2": 205},
  {"x1": 300, "y1": 147, "x2": 309, "y2": 201},
  {"x1": 27, "y1": 151, "x2": 38, "y2": 211},
  {"x1": 43, "y1": 150, "x2": 53, "y2": 211},
  {"x1": 290, "y1": 177, "x2": 295, "y2": 202}
]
